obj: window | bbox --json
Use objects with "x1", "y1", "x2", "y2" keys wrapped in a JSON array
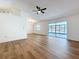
[
  {"x1": 36, "y1": 24, "x2": 40, "y2": 31},
  {"x1": 49, "y1": 23, "x2": 55, "y2": 33},
  {"x1": 49, "y1": 23, "x2": 56, "y2": 36},
  {"x1": 48, "y1": 21, "x2": 67, "y2": 39}
]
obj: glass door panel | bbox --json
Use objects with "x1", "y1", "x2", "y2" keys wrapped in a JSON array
[{"x1": 48, "y1": 21, "x2": 67, "y2": 39}]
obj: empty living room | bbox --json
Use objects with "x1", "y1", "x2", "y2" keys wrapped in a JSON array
[{"x1": 0, "y1": 0, "x2": 79, "y2": 59}]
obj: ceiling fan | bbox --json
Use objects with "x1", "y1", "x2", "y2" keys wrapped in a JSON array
[{"x1": 34, "y1": 6, "x2": 47, "y2": 14}]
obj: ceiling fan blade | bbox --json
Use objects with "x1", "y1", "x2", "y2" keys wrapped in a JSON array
[
  {"x1": 42, "y1": 8, "x2": 47, "y2": 10},
  {"x1": 36, "y1": 6, "x2": 40, "y2": 10},
  {"x1": 41, "y1": 10, "x2": 45, "y2": 13}
]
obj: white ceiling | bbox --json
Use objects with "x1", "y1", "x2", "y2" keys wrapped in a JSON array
[
  {"x1": 23, "y1": 0, "x2": 79, "y2": 20},
  {"x1": 0, "y1": 0, "x2": 79, "y2": 20}
]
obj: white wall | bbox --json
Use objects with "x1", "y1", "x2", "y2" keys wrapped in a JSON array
[
  {"x1": 34, "y1": 21, "x2": 48, "y2": 35},
  {"x1": 26, "y1": 21, "x2": 35, "y2": 34},
  {"x1": 0, "y1": 12, "x2": 35, "y2": 43},
  {"x1": 0, "y1": 13, "x2": 27, "y2": 43},
  {"x1": 68, "y1": 15, "x2": 79, "y2": 41},
  {"x1": 0, "y1": 0, "x2": 34, "y2": 43},
  {"x1": 34, "y1": 14, "x2": 79, "y2": 41}
]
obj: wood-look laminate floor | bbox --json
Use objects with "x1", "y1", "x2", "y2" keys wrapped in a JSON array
[{"x1": 0, "y1": 34, "x2": 79, "y2": 59}]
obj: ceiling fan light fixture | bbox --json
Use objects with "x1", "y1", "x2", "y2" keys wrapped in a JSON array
[{"x1": 37, "y1": 11, "x2": 41, "y2": 14}]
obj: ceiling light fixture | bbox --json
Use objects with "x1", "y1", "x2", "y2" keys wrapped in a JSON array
[
  {"x1": 0, "y1": 7, "x2": 20, "y2": 15},
  {"x1": 33, "y1": 0, "x2": 47, "y2": 14},
  {"x1": 37, "y1": 11, "x2": 41, "y2": 14}
]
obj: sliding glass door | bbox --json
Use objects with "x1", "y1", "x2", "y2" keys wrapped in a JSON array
[
  {"x1": 49, "y1": 23, "x2": 56, "y2": 36},
  {"x1": 48, "y1": 21, "x2": 67, "y2": 39}
]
